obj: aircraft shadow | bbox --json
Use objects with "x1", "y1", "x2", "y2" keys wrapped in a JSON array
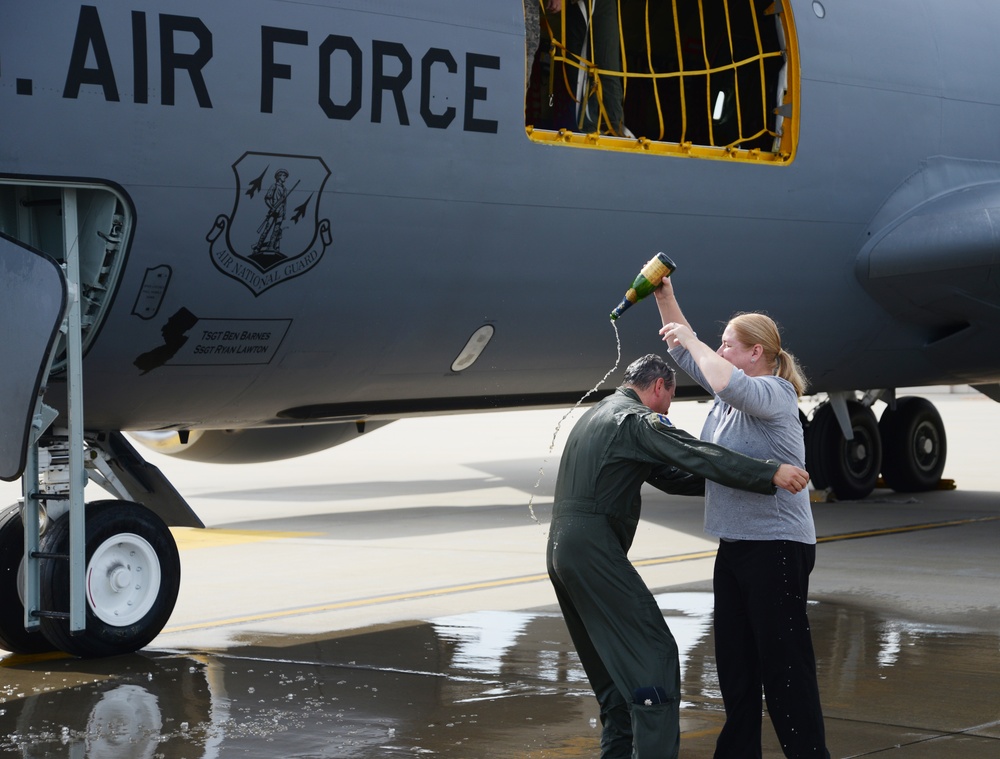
[
  {"x1": 210, "y1": 502, "x2": 554, "y2": 540},
  {"x1": 195, "y1": 455, "x2": 721, "y2": 541},
  {"x1": 195, "y1": 457, "x2": 557, "y2": 502}
]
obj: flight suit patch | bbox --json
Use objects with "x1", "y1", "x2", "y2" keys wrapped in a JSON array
[{"x1": 648, "y1": 412, "x2": 673, "y2": 430}]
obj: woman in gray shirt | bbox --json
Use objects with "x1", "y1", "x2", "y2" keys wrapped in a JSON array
[{"x1": 654, "y1": 276, "x2": 830, "y2": 759}]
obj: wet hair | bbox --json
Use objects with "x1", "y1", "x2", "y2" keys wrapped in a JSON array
[
  {"x1": 727, "y1": 313, "x2": 808, "y2": 396},
  {"x1": 623, "y1": 353, "x2": 676, "y2": 391}
]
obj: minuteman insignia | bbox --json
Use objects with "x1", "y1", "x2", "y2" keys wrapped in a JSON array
[{"x1": 208, "y1": 151, "x2": 332, "y2": 296}]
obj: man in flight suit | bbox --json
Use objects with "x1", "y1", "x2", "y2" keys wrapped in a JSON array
[{"x1": 546, "y1": 354, "x2": 810, "y2": 759}]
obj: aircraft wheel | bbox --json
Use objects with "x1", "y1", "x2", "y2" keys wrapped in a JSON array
[
  {"x1": 38, "y1": 501, "x2": 180, "y2": 658},
  {"x1": 0, "y1": 504, "x2": 58, "y2": 655},
  {"x1": 804, "y1": 409, "x2": 831, "y2": 490},
  {"x1": 806, "y1": 401, "x2": 881, "y2": 500},
  {"x1": 879, "y1": 396, "x2": 947, "y2": 492}
]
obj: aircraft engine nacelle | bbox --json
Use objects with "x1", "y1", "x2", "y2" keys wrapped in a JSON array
[{"x1": 129, "y1": 422, "x2": 392, "y2": 464}]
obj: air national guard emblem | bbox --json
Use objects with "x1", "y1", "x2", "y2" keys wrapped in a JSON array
[{"x1": 208, "y1": 152, "x2": 332, "y2": 296}]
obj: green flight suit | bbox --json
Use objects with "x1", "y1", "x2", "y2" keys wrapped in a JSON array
[{"x1": 546, "y1": 387, "x2": 780, "y2": 759}]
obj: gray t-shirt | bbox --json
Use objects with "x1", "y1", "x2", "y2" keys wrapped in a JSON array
[{"x1": 670, "y1": 345, "x2": 816, "y2": 544}]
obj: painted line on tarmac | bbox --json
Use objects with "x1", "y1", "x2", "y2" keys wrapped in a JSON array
[
  {"x1": 815, "y1": 514, "x2": 1000, "y2": 543},
  {"x1": 171, "y1": 526, "x2": 320, "y2": 549},
  {"x1": 161, "y1": 573, "x2": 555, "y2": 633},
  {"x1": 161, "y1": 514, "x2": 999, "y2": 634}
]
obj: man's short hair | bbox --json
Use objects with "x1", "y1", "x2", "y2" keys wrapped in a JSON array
[{"x1": 623, "y1": 354, "x2": 676, "y2": 391}]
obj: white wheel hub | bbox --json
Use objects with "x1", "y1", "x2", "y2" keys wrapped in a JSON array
[{"x1": 87, "y1": 533, "x2": 161, "y2": 626}]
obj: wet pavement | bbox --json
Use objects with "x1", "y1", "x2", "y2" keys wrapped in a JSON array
[
  {"x1": 2, "y1": 392, "x2": 999, "y2": 756},
  {"x1": 1, "y1": 591, "x2": 998, "y2": 757}
]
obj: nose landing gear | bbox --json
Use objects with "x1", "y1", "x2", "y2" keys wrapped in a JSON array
[{"x1": 36, "y1": 500, "x2": 181, "y2": 658}]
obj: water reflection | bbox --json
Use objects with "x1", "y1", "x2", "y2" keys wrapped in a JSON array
[
  {"x1": 0, "y1": 655, "x2": 214, "y2": 758},
  {"x1": 1, "y1": 594, "x2": 997, "y2": 757},
  {"x1": 434, "y1": 610, "x2": 531, "y2": 675}
]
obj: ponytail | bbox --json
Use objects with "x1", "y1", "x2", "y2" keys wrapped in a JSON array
[{"x1": 774, "y1": 347, "x2": 808, "y2": 397}]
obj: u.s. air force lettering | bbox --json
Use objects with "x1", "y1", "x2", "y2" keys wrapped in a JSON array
[
  {"x1": 207, "y1": 152, "x2": 332, "y2": 296},
  {"x1": 55, "y1": 7, "x2": 502, "y2": 133}
]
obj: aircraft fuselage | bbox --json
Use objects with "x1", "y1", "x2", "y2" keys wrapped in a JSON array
[{"x1": 2, "y1": 0, "x2": 1000, "y2": 433}]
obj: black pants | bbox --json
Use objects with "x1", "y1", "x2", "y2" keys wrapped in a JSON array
[
  {"x1": 713, "y1": 540, "x2": 830, "y2": 759},
  {"x1": 548, "y1": 511, "x2": 680, "y2": 759}
]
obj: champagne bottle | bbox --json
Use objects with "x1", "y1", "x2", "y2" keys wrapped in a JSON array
[{"x1": 609, "y1": 252, "x2": 677, "y2": 320}]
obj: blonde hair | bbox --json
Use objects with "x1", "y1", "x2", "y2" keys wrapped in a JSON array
[{"x1": 728, "y1": 313, "x2": 808, "y2": 396}]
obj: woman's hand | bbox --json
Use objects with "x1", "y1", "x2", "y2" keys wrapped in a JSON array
[
  {"x1": 660, "y1": 322, "x2": 696, "y2": 349},
  {"x1": 653, "y1": 275, "x2": 675, "y2": 304}
]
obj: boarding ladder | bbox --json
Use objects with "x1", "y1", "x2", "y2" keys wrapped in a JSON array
[{"x1": 15, "y1": 188, "x2": 90, "y2": 634}]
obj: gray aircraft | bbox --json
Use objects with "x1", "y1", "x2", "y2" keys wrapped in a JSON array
[{"x1": 2, "y1": 0, "x2": 999, "y2": 657}]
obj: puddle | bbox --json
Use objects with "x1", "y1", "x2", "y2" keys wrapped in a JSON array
[{"x1": 1, "y1": 594, "x2": 998, "y2": 757}]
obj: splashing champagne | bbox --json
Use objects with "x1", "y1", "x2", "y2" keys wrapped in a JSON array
[{"x1": 609, "y1": 252, "x2": 677, "y2": 320}]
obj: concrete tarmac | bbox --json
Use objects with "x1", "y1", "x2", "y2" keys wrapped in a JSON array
[{"x1": 1, "y1": 388, "x2": 998, "y2": 757}]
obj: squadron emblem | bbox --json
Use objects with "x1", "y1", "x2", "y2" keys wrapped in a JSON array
[{"x1": 208, "y1": 152, "x2": 332, "y2": 296}]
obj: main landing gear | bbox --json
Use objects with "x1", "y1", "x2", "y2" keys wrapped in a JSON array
[
  {"x1": 805, "y1": 392, "x2": 947, "y2": 501},
  {"x1": 0, "y1": 429, "x2": 199, "y2": 658}
]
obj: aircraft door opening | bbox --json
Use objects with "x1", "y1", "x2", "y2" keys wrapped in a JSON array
[{"x1": 524, "y1": 0, "x2": 798, "y2": 162}]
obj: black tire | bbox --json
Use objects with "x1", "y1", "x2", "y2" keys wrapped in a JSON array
[
  {"x1": 806, "y1": 401, "x2": 882, "y2": 500},
  {"x1": 38, "y1": 501, "x2": 180, "y2": 658},
  {"x1": 879, "y1": 396, "x2": 947, "y2": 492},
  {"x1": 804, "y1": 406, "x2": 832, "y2": 490},
  {"x1": 0, "y1": 504, "x2": 57, "y2": 655}
]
